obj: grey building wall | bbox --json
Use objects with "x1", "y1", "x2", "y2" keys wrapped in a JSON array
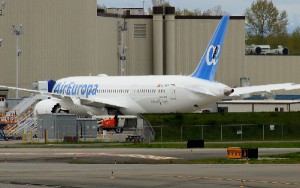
[
  {"x1": 96, "y1": 16, "x2": 120, "y2": 75},
  {"x1": 245, "y1": 56, "x2": 300, "y2": 84},
  {"x1": 0, "y1": 0, "x2": 98, "y2": 97},
  {"x1": 175, "y1": 17, "x2": 245, "y2": 88},
  {"x1": 125, "y1": 17, "x2": 153, "y2": 75},
  {"x1": 96, "y1": 15, "x2": 154, "y2": 76}
]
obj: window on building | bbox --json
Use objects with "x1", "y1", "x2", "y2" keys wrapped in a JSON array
[{"x1": 134, "y1": 24, "x2": 146, "y2": 38}]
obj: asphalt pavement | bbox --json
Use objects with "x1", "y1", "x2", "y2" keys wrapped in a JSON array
[{"x1": 0, "y1": 147, "x2": 300, "y2": 187}]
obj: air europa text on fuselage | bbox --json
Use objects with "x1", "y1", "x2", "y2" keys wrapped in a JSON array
[{"x1": 53, "y1": 82, "x2": 99, "y2": 98}]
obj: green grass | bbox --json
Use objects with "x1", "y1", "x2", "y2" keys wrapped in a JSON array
[
  {"x1": 10, "y1": 141, "x2": 300, "y2": 149},
  {"x1": 5, "y1": 141, "x2": 300, "y2": 164},
  {"x1": 143, "y1": 112, "x2": 300, "y2": 125},
  {"x1": 205, "y1": 141, "x2": 300, "y2": 148},
  {"x1": 143, "y1": 112, "x2": 300, "y2": 142},
  {"x1": 185, "y1": 152, "x2": 300, "y2": 164}
]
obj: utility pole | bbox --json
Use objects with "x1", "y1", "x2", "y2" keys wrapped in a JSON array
[
  {"x1": 0, "y1": 0, "x2": 7, "y2": 16},
  {"x1": 12, "y1": 24, "x2": 23, "y2": 98},
  {"x1": 142, "y1": 1, "x2": 145, "y2": 15},
  {"x1": 118, "y1": 18, "x2": 127, "y2": 76}
]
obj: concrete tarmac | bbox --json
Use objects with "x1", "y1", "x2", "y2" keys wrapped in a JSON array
[
  {"x1": 0, "y1": 147, "x2": 300, "y2": 187},
  {"x1": 0, "y1": 163, "x2": 300, "y2": 188},
  {"x1": 0, "y1": 147, "x2": 300, "y2": 163}
]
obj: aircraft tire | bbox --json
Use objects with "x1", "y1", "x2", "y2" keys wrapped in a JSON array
[{"x1": 115, "y1": 127, "x2": 121, "y2": 133}]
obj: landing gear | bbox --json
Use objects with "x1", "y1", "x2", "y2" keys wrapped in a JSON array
[
  {"x1": 106, "y1": 107, "x2": 122, "y2": 115},
  {"x1": 115, "y1": 127, "x2": 123, "y2": 133}
]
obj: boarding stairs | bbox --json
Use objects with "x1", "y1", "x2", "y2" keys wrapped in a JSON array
[
  {"x1": 12, "y1": 94, "x2": 46, "y2": 115},
  {"x1": 10, "y1": 106, "x2": 37, "y2": 137},
  {"x1": 3, "y1": 94, "x2": 42, "y2": 137}
]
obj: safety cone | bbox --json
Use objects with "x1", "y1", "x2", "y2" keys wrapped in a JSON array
[
  {"x1": 240, "y1": 180, "x2": 244, "y2": 187},
  {"x1": 111, "y1": 171, "x2": 115, "y2": 179}
]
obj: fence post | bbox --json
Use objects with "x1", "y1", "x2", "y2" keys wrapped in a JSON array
[
  {"x1": 263, "y1": 124, "x2": 264, "y2": 141},
  {"x1": 44, "y1": 129, "x2": 48, "y2": 144},
  {"x1": 241, "y1": 125, "x2": 243, "y2": 141},
  {"x1": 30, "y1": 131, "x2": 33, "y2": 143},
  {"x1": 180, "y1": 125, "x2": 182, "y2": 141},
  {"x1": 202, "y1": 125, "x2": 203, "y2": 140},
  {"x1": 89, "y1": 126, "x2": 92, "y2": 142},
  {"x1": 282, "y1": 124, "x2": 284, "y2": 140},
  {"x1": 160, "y1": 125, "x2": 163, "y2": 142},
  {"x1": 77, "y1": 126, "x2": 80, "y2": 143},
  {"x1": 221, "y1": 125, "x2": 223, "y2": 142}
]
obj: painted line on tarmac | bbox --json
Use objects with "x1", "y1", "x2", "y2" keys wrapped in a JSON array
[{"x1": 0, "y1": 152, "x2": 179, "y2": 160}]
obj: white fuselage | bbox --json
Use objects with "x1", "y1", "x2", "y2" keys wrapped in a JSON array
[{"x1": 52, "y1": 75, "x2": 230, "y2": 115}]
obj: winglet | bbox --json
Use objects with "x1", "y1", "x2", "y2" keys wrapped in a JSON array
[{"x1": 191, "y1": 16, "x2": 230, "y2": 81}]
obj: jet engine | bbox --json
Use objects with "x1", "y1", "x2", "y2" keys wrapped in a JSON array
[
  {"x1": 34, "y1": 98, "x2": 108, "y2": 116},
  {"x1": 245, "y1": 45, "x2": 262, "y2": 55},
  {"x1": 224, "y1": 88, "x2": 234, "y2": 96},
  {"x1": 33, "y1": 98, "x2": 64, "y2": 115},
  {"x1": 268, "y1": 45, "x2": 289, "y2": 55}
]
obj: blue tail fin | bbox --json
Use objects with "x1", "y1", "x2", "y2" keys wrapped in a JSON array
[{"x1": 191, "y1": 16, "x2": 230, "y2": 81}]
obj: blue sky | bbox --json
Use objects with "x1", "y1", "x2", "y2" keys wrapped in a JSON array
[{"x1": 98, "y1": 0, "x2": 300, "y2": 33}]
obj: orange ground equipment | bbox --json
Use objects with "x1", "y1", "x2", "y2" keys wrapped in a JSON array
[{"x1": 227, "y1": 147, "x2": 242, "y2": 159}]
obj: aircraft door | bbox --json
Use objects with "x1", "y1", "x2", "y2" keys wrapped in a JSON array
[{"x1": 168, "y1": 86, "x2": 176, "y2": 100}]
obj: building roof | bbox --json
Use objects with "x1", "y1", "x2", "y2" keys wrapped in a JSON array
[
  {"x1": 244, "y1": 95, "x2": 300, "y2": 100},
  {"x1": 218, "y1": 99, "x2": 300, "y2": 105}
]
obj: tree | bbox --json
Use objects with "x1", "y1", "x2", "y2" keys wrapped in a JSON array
[
  {"x1": 287, "y1": 27, "x2": 300, "y2": 55},
  {"x1": 151, "y1": 0, "x2": 170, "y2": 7},
  {"x1": 175, "y1": 8, "x2": 202, "y2": 16},
  {"x1": 245, "y1": 0, "x2": 288, "y2": 41},
  {"x1": 175, "y1": 6, "x2": 229, "y2": 16},
  {"x1": 149, "y1": 1, "x2": 229, "y2": 16},
  {"x1": 202, "y1": 5, "x2": 230, "y2": 16},
  {"x1": 148, "y1": 0, "x2": 171, "y2": 14},
  {"x1": 97, "y1": 4, "x2": 106, "y2": 10}
]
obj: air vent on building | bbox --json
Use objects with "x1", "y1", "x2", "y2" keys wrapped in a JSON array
[{"x1": 134, "y1": 24, "x2": 146, "y2": 38}]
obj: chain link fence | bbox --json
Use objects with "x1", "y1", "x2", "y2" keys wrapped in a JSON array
[{"x1": 152, "y1": 124, "x2": 300, "y2": 142}]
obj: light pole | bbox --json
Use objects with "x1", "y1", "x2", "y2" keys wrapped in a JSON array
[
  {"x1": 118, "y1": 19, "x2": 127, "y2": 76},
  {"x1": 0, "y1": 0, "x2": 7, "y2": 16},
  {"x1": 142, "y1": 1, "x2": 145, "y2": 15},
  {"x1": 12, "y1": 24, "x2": 23, "y2": 99}
]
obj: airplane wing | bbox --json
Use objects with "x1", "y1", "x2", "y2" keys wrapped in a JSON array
[
  {"x1": 285, "y1": 84, "x2": 300, "y2": 91},
  {"x1": 230, "y1": 83, "x2": 300, "y2": 97},
  {"x1": 0, "y1": 85, "x2": 126, "y2": 109},
  {"x1": 77, "y1": 97, "x2": 126, "y2": 108},
  {"x1": 0, "y1": 85, "x2": 50, "y2": 95},
  {"x1": 176, "y1": 85, "x2": 216, "y2": 96}
]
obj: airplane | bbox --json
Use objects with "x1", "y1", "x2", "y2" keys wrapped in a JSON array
[{"x1": 1, "y1": 16, "x2": 300, "y2": 116}]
